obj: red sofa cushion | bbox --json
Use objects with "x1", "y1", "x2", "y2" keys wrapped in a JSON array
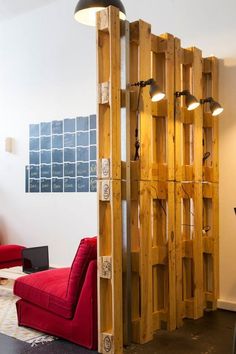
[
  {"x1": 14, "y1": 268, "x2": 73, "y2": 318},
  {"x1": 14, "y1": 237, "x2": 97, "y2": 319},
  {"x1": 0, "y1": 245, "x2": 25, "y2": 264}
]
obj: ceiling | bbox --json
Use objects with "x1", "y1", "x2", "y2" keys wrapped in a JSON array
[{"x1": 0, "y1": 0, "x2": 58, "y2": 20}]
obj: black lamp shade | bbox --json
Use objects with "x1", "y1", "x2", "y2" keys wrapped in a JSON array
[
  {"x1": 149, "y1": 80, "x2": 165, "y2": 102},
  {"x1": 210, "y1": 100, "x2": 224, "y2": 116},
  {"x1": 185, "y1": 93, "x2": 200, "y2": 111},
  {"x1": 74, "y1": 0, "x2": 126, "y2": 26}
]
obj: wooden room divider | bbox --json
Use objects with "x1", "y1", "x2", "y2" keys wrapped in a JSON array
[{"x1": 96, "y1": 6, "x2": 219, "y2": 354}]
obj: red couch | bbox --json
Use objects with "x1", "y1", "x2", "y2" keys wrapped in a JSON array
[
  {"x1": 14, "y1": 237, "x2": 97, "y2": 350},
  {"x1": 0, "y1": 244, "x2": 25, "y2": 270}
]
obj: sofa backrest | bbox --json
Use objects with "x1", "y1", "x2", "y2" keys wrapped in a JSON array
[{"x1": 66, "y1": 237, "x2": 97, "y2": 306}]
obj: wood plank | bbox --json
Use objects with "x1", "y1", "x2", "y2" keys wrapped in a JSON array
[
  {"x1": 139, "y1": 181, "x2": 153, "y2": 343},
  {"x1": 191, "y1": 47, "x2": 203, "y2": 181},
  {"x1": 163, "y1": 33, "x2": 175, "y2": 181},
  {"x1": 174, "y1": 38, "x2": 182, "y2": 182},
  {"x1": 193, "y1": 182, "x2": 204, "y2": 318},
  {"x1": 97, "y1": 7, "x2": 123, "y2": 354},
  {"x1": 175, "y1": 181, "x2": 184, "y2": 327},
  {"x1": 139, "y1": 20, "x2": 152, "y2": 181}
]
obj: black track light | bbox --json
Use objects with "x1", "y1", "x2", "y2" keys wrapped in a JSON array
[
  {"x1": 175, "y1": 90, "x2": 200, "y2": 111},
  {"x1": 130, "y1": 79, "x2": 165, "y2": 102},
  {"x1": 74, "y1": 0, "x2": 126, "y2": 26},
  {"x1": 200, "y1": 97, "x2": 224, "y2": 116}
]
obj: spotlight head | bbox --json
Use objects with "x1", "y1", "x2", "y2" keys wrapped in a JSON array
[
  {"x1": 200, "y1": 97, "x2": 224, "y2": 116},
  {"x1": 210, "y1": 100, "x2": 224, "y2": 116},
  {"x1": 74, "y1": 0, "x2": 126, "y2": 26},
  {"x1": 149, "y1": 79, "x2": 165, "y2": 102},
  {"x1": 175, "y1": 90, "x2": 200, "y2": 111},
  {"x1": 130, "y1": 78, "x2": 165, "y2": 102}
]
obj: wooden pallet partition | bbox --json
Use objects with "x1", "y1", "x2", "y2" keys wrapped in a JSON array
[
  {"x1": 175, "y1": 182, "x2": 203, "y2": 326},
  {"x1": 202, "y1": 182, "x2": 219, "y2": 310},
  {"x1": 131, "y1": 181, "x2": 176, "y2": 343},
  {"x1": 97, "y1": 7, "x2": 123, "y2": 354},
  {"x1": 96, "y1": 10, "x2": 219, "y2": 351},
  {"x1": 175, "y1": 39, "x2": 203, "y2": 182},
  {"x1": 202, "y1": 57, "x2": 219, "y2": 182}
]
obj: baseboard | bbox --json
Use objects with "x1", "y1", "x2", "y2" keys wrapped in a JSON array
[{"x1": 217, "y1": 299, "x2": 236, "y2": 311}]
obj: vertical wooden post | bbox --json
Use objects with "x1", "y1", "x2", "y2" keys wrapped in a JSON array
[
  {"x1": 97, "y1": 7, "x2": 123, "y2": 354},
  {"x1": 202, "y1": 56, "x2": 219, "y2": 310}
]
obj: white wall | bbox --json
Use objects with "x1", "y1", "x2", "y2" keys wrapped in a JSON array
[
  {"x1": 0, "y1": 0, "x2": 235, "y2": 306},
  {"x1": 0, "y1": 0, "x2": 97, "y2": 266}
]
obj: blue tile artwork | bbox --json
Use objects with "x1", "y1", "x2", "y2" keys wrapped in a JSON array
[
  {"x1": 25, "y1": 166, "x2": 29, "y2": 193},
  {"x1": 52, "y1": 149, "x2": 63, "y2": 163},
  {"x1": 64, "y1": 178, "x2": 76, "y2": 192},
  {"x1": 30, "y1": 138, "x2": 40, "y2": 151},
  {"x1": 90, "y1": 130, "x2": 96, "y2": 145},
  {"x1": 77, "y1": 131, "x2": 89, "y2": 146},
  {"x1": 41, "y1": 136, "x2": 51, "y2": 150},
  {"x1": 41, "y1": 150, "x2": 51, "y2": 164},
  {"x1": 90, "y1": 146, "x2": 97, "y2": 160},
  {"x1": 30, "y1": 165, "x2": 40, "y2": 179},
  {"x1": 52, "y1": 135, "x2": 63, "y2": 149},
  {"x1": 52, "y1": 120, "x2": 63, "y2": 135},
  {"x1": 77, "y1": 162, "x2": 89, "y2": 177},
  {"x1": 90, "y1": 177, "x2": 97, "y2": 192},
  {"x1": 90, "y1": 115, "x2": 96, "y2": 129},
  {"x1": 90, "y1": 161, "x2": 97, "y2": 176},
  {"x1": 30, "y1": 179, "x2": 39, "y2": 193},
  {"x1": 41, "y1": 164, "x2": 51, "y2": 178},
  {"x1": 64, "y1": 163, "x2": 76, "y2": 177},
  {"x1": 30, "y1": 151, "x2": 40, "y2": 165},
  {"x1": 29, "y1": 124, "x2": 40, "y2": 137},
  {"x1": 52, "y1": 163, "x2": 63, "y2": 177},
  {"x1": 64, "y1": 134, "x2": 76, "y2": 148},
  {"x1": 40, "y1": 122, "x2": 51, "y2": 136},
  {"x1": 26, "y1": 116, "x2": 97, "y2": 193},
  {"x1": 64, "y1": 148, "x2": 75, "y2": 162},
  {"x1": 52, "y1": 178, "x2": 63, "y2": 193},
  {"x1": 77, "y1": 147, "x2": 89, "y2": 161},
  {"x1": 77, "y1": 177, "x2": 89, "y2": 192},
  {"x1": 64, "y1": 118, "x2": 75, "y2": 133},
  {"x1": 76, "y1": 116, "x2": 88, "y2": 131},
  {"x1": 41, "y1": 179, "x2": 51, "y2": 193}
]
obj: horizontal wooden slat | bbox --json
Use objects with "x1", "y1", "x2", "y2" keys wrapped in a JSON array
[
  {"x1": 203, "y1": 58, "x2": 213, "y2": 74},
  {"x1": 181, "y1": 48, "x2": 193, "y2": 65},
  {"x1": 152, "y1": 99, "x2": 168, "y2": 117},
  {"x1": 152, "y1": 246, "x2": 168, "y2": 265},
  {"x1": 131, "y1": 251, "x2": 139, "y2": 273},
  {"x1": 203, "y1": 236, "x2": 214, "y2": 254},
  {"x1": 203, "y1": 113, "x2": 213, "y2": 128},
  {"x1": 151, "y1": 164, "x2": 168, "y2": 181},
  {"x1": 181, "y1": 107, "x2": 194, "y2": 124},
  {"x1": 202, "y1": 183, "x2": 213, "y2": 198},
  {"x1": 182, "y1": 240, "x2": 193, "y2": 258},
  {"x1": 151, "y1": 34, "x2": 168, "y2": 53}
]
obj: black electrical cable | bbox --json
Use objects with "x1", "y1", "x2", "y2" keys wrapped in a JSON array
[{"x1": 134, "y1": 86, "x2": 142, "y2": 161}]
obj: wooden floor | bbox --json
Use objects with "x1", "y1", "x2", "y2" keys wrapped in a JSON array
[{"x1": 0, "y1": 310, "x2": 235, "y2": 354}]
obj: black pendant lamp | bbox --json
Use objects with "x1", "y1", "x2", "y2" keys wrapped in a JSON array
[{"x1": 74, "y1": 0, "x2": 126, "y2": 26}]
